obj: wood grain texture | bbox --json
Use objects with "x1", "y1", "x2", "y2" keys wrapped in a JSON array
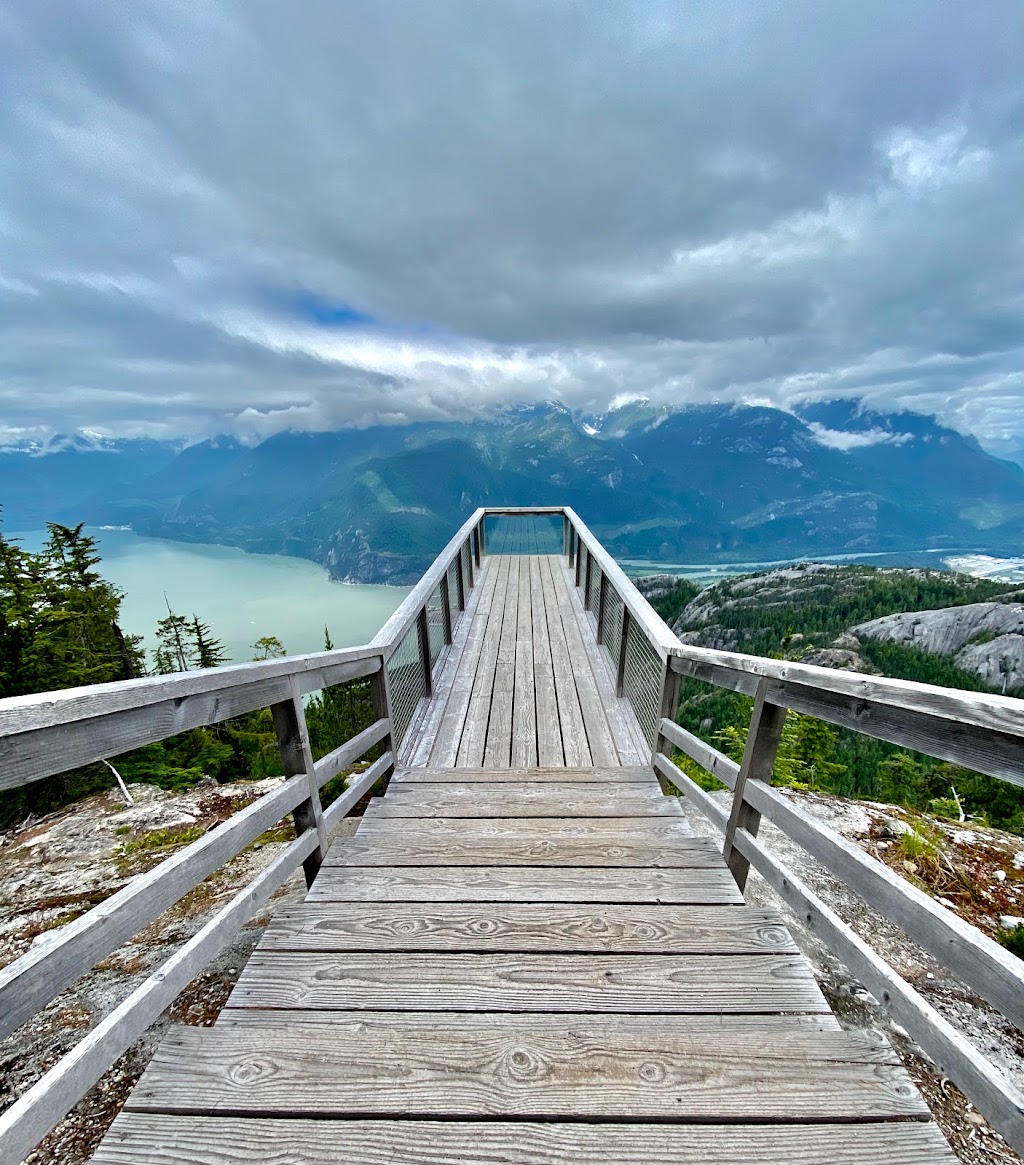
[
  {"x1": 125, "y1": 1028, "x2": 920, "y2": 1120},
  {"x1": 458, "y1": 557, "x2": 512, "y2": 767},
  {"x1": 93, "y1": 1116, "x2": 957, "y2": 1165},
  {"x1": 394, "y1": 765, "x2": 656, "y2": 783},
  {"x1": 213, "y1": 1008, "x2": 844, "y2": 1032},
  {"x1": 325, "y1": 836, "x2": 721, "y2": 867},
  {"x1": 540, "y1": 552, "x2": 592, "y2": 766},
  {"x1": 546, "y1": 556, "x2": 619, "y2": 767},
  {"x1": 226, "y1": 952, "x2": 830, "y2": 1013},
  {"x1": 352, "y1": 815, "x2": 698, "y2": 839},
  {"x1": 425, "y1": 558, "x2": 500, "y2": 767},
  {"x1": 307, "y1": 865, "x2": 744, "y2": 903},
  {"x1": 531, "y1": 555, "x2": 564, "y2": 766},
  {"x1": 364, "y1": 783, "x2": 683, "y2": 818},
  {"x1": 511, "y1": 557, "x2": 538, "y2": 767},
  {"x1": 259, "y1": 903, "x2": 798, "y2": 953},
  {"x1": 483, "y1": 557, "x2": 520, "y2": 767}
]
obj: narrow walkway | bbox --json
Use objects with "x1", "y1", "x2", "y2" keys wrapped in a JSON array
[
  {"x1": 96, "y1": 765, "x2": 954, "y2": 1163},
  {"x1": 406, "y1": 554, "x2": 648, "y2": 769}
]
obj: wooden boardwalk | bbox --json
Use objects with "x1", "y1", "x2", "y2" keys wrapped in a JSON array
[{"x1": 93, "y1": 554, "x2": 955, "y2": 1164}]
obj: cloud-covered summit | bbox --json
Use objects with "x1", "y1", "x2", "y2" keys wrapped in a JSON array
[{"x1": 1, "y1": 1, "x2": 1023, "y2": 451}]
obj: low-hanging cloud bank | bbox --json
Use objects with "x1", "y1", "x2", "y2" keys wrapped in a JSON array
[{"x1": 1, "y1": 1, "x2": 1023, "y2": 452}]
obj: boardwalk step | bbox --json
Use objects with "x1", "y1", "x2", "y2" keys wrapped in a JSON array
[
  {"x1": 327, "y1": 836, "x2": 718, "y2": 868},
  {"x1": 94, "y1": 1115, "x2": 958, "y2": 1164},
  {"x1": 353, "y1": 815, "x2": 699, "y2": 838},
  {"x1": 308, "y1": 865, "x2": 744, "y2": 904},
  {"x1": 225, "y1": 952, "x2": 830, "y2": 1013},
  {"x1": 393, "y1": 766, "x2": 656, "y2": 783},
  {"x1": 124, "y1": 1028, "x2": 924, "y2": 1122},
  {"x1": 364, "y1": 784, "x2": 683, "y2": 818},
  {"x1": 213, "y1": 1009, "x2": 844, "y2": 1032},
  {"x1": 259, "y1": 904, "x2": 800, "y2": 954}
]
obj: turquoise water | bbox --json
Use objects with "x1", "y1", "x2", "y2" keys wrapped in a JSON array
[{"x1": 12, "y1": 528, "x2": 409, "y2": 666}]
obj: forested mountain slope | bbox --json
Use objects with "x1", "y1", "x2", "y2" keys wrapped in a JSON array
[{"x1": 4, "y1": 401, "x2": 1024, "y2": 581}]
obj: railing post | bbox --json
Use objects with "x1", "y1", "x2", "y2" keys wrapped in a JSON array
[
  {"x1": 464, "y1": 539, "x2": 475, "y2": 589},
  {"x1": 722, "y1": 678, "x2": 788, "y2": 892},
  {"x1": 472, "y1": 526, "x2": 481, "y2": 568},
  {"x1": 615, "y1": 607, "x2": 631, "y2": 696},
  {"x1": 584, "y1": 551, "x2": 593, "y2": 609},
  {"x1": 417, "y1": 606, "x2": 433, "y2": 697},
  {"x1": 563, "y1": 515, "x2": 571, "y2": 558},
  {"x1": 440, "y1": 573, "x2": 454, "y2": 644},
  {"x1": 652, "y1": 655, "x2": 681, "y2": 774},
  {"x1": 370, "y1": 659, "x2": 396, "y2": 781},
  {"x1": 478, "y1": 516, "x2": 487, "y2": 557},
  {"x1": 575, "y1": 541, "x2": 583, "y2": 588},
  {"x1": 596, "y1": 572, "x2": 608, "y2": 643},
  {"x1": 271, "y1": 677, "x2": 327, "y2": 888},
  {"x1": 567, "y1": 526, "x2": 576, "y2": 568}
]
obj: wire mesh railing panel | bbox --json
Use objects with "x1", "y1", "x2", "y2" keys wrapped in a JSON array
[
  {"x1": 587, "y1": 564, "x2": 602, "y2": 613},
  {"x1": 601, "y1": 583, "x2": 624, "y2": 660},
  {"x1": 386, "y1": 620, "x2": 426, "y2": 749},
  {"x1": 577, "y1": 543, "x2": 588, "y2": 592},
  {"x1": 484, "y1": 513, "x2": 563, "y2": 554},
  {"x1": 426, "y1": 584, "x2": 446, "y2": 668},
  {"x1": 446, "y1": 559, "x2": 462, "y2": 628},
  {"x1": 621, "y1": 618, "x2": 664, "y2": 745}
]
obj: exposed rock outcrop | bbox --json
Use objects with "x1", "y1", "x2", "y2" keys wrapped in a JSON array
[{"x1": 853, "y1": 602, "x2": 1024, "y2": 689}]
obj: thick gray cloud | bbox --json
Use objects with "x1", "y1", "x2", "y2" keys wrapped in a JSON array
[{"x1": 1, "y1": 0, "x2": 1022, "y2": 447}]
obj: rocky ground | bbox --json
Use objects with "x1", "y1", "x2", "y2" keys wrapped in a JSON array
[{"x1": 3, "y1": 778, "x2": 1023, "y2": 1163}]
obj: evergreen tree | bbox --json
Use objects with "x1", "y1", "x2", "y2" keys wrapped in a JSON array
[{"x1": 189, "y1": 615, "x2": 229, "y2": 668}]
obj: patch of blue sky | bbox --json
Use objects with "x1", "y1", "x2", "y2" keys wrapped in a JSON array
[{"x1": 287, "y1": 291, "x2": 377, "y2": 328}]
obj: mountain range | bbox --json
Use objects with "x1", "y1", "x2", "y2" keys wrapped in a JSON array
[{"x1": 2, "y1": 401, "x2": 1024, "y2": 583}]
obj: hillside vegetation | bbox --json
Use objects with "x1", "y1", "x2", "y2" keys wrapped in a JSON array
[{"x1": 663, "y1": 563, "x2": 1024, "y2": 835}]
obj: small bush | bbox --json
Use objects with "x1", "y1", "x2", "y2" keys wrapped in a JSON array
[{"x1": 1000, "y1": 924, "x2": 1024, "y2": 960}]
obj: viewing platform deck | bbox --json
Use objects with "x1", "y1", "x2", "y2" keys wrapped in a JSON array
[{"x1": 4, "y1": 509, "x2": 1022, "y2": 1163}]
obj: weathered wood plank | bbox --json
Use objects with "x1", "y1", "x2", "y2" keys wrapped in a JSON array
[
  {"x1": 353, "y1": 815, "x2": 699, "y2": 839},
  {"x1": 326, "y1": 836, "x2": 722, "y2": 867},
  {"x1": 540, "y1": 553, "x2": 591, "y2": 766},
  {"x1": 0, "y1": 657, "x2": 381, "y2": 793},
  {"x1": 364, "y1": 783, "x2": 683, "y2": 818},
  {"x1": 308, "y1": 865, "x2": 744, "y2": 903},
  {"x1": 404, "y1": 557, "x2": 493, "y2": 767},
  {"x1": 483, "y1": 557, "x2": 521, "y2": 767},
  {"x1": 393, "y1": 765, "x2": 656, "y2": 783},
  {"x1": 94, "y1": 1115, "x2": 957, "y2": 1164},
  {"x1": 510, "y1": 556, "x2": 538, "y2": 767},
  {"x1": 125, "y1": 1028, "x2": 920, "y2": 1120},
  {"x1": 548, "y1": 556, "x2": 620, "y2": 767},
  {"x1": 213, "y1": 1008, "x2": 844, "y2": 1032},
  {"x1": 457, "y1": 557, "x2": 512, "y2": 767},
  {"x1": 427, "y1": 558, "x2": 501, "y2": 767},
  {"x1": 558, "y1": 558, "x2": 650, "y2": 765},
  {"x1": 531, "y1": 555, "x2": 564, "y2": 766},
  {"x1": 259, "y1": 903, "x2": 798, "y2": 953},
  {"x1": 226, "y1": 952, "x2": 829, "y2": 1013}
]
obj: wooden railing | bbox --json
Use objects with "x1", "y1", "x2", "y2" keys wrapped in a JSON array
[
  {"x1": 0, "y1": 508, "x2": 497, "y2": 1165},
  {"x1": 3, "y1": 507, "x2": 1024, "y2": 1160},
  {"x1": 655, "y1": 650, "x2": 1024, "y2": 1154}
]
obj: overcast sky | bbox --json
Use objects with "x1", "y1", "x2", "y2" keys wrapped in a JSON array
[{"x1": 1, "y1": 1, "x2": 1023, "y2": 451}]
